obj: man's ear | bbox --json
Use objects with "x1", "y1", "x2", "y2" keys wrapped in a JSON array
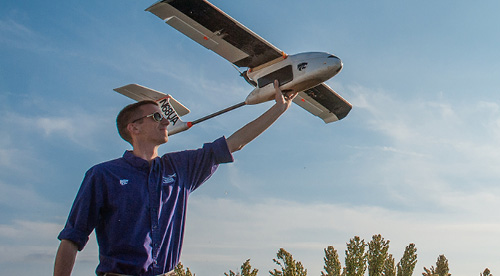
[{"x1": 127, "y1": 122, "x2": 140, "y2": 137}]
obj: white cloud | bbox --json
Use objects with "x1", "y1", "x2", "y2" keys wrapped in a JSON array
[
  {"x1": 0, "y1": 220, "x2": 63, "y2": 273},
  {"x1": 37, "y1": 117, "x2": 75, "y2": 136},
  {"x1": 0, "y1": 147, "x2": 24, "y2": 169},
  {"x1": 0, "y1": 18, "x2": 32, "y2": 34},
  {"x1": 0, "y1": 220, "x2": 60, "y2": 243},
  {"x1": 344, "y1": 84, "x2": 500, "y2": 198},
  {"x1": 0, "y1": 220, "x2": 98, "y2": 276},
  {"x1": 0, "y1": 181, "x2": 58, "y2": 213},
  {"x1": 174, "y1": 86, "x2": 500, "y2": 275},
  {"x1": 182, "y1": 196, "x2": 500, "y2": 276},
  {"x1": 0, "y1": 18, "x2": 53, "y2": 52},
  {"x1": 0, "y1": 108, "x2": 115, "y2": 150}
]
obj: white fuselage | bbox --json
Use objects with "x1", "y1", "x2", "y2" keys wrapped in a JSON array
[{"x1": 245, "y1": 52, "x2": 342, "y2": 104}]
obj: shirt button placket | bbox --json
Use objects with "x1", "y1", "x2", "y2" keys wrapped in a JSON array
[{"x1": 149, "y1": 159, "x2": 162, "y2": 274}]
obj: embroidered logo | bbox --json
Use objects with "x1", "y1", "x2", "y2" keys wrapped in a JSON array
[
  {"x1": 119, "y1": 179, "x2": 129, "y2": 186},
  {"x1": 162, "y1": 174, "x2": 176, "y2": 185}
]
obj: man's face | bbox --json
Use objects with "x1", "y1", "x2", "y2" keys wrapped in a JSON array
[{"x1": 132, "y1": 104, "x2": 170, "y2": 145}]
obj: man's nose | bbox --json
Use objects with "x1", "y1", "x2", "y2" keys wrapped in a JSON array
[{"x1": 161, "y1": 117, "x2": 170, "y2": 126}]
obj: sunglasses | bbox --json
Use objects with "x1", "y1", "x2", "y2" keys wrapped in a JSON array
[{"x1": 131, "y1": 112, "x2": 165, "y2": 124}]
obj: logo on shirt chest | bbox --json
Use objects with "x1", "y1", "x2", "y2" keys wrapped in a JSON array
[
  {"x1": 162, "y1": 173, "x2": 176, "y2": 185},
  {"x1": 119, "y1": 179, "x2": 129, "y2": 186}
]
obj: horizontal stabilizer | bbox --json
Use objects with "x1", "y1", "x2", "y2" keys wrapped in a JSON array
[
  {"x1": 114, "y1": 84, "x2": 194, "y2": 136},
  {"x1": 113, "y1": 84, "x2": 190, "y2": 116},
  {"x1": 293, "y1": 83, "x2": 352, "y2": 123}
]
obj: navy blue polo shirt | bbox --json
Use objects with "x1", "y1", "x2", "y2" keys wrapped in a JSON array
[{"x1": 58, "y1": 137, "x2": 233, "y2": 275}]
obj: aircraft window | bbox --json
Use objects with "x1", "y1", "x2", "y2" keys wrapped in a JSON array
[
  {"x1": 257, "y1": 65, "x2": 293, "y2": 88},
  {"x1": 328, "y1": 55, "x2": 339, "y2": 58}
]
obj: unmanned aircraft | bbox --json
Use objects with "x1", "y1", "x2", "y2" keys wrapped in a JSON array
[{"x1": 115, "y1": 0, "x2": 352, "y2": 135}]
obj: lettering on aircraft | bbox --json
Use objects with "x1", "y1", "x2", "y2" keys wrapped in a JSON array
[
  {"x1": 297, "y1": 62, "x2": 308, "y2": 71},
  {"x1": 158, "y1": 98, "x2": 179, "y2": 126}
]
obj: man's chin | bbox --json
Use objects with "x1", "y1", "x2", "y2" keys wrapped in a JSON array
[
  {"x1": 154, "y1": 135, "x2": 168, "y2": 145},
  {"x1": 159, "y1": 137, "x2": 168, "y2": 144}
]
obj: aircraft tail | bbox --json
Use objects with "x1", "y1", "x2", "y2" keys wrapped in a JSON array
[
  {"x1": 114, "y1": 83, "x2": 247, "y2": 134},
  {"x1": 114, "y1": 84, "x2": 193, "y2": 135},
  {"x1": 157, "y1": 96, "x2": 193, "y2": 135}
]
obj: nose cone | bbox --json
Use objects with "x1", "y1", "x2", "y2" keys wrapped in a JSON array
[{"x1": 327, "y1": 55, "x2": 343, "y2": 75}]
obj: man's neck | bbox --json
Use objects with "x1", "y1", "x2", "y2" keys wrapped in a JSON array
[{"x1": 131, "y1": 144, "x2": 160, "y2": 164}]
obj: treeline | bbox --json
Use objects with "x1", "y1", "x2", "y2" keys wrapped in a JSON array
[{"x1": 174, "y1": 234, "x2": 493, "y2": 276}]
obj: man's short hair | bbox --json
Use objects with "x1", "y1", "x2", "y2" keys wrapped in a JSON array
[{"x1": 116, "y1": 100, "x2": 158, "y2": 144}]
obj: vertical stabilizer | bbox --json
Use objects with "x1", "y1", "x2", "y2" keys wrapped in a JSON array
[{"x1": 156, "y1": 96, "x2": 193, "y2": 135}]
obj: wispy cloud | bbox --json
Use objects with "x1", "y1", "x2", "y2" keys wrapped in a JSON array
[
  {"x1": 350, "y1": 84, "x2": 500, "y2": 146},
  {"x1": 1, "y1": 2, "x2": 499, "y2": 276},
  {"x1": 0, "y1": 18, "x2": 53, "y2": 52},
  {"x1": 0, "y1": 181, "x2": 59, "y2": 215},
  {"x1": 0, "y1": 219, "x2": 98, "y2": 275},
  {"x1": 0, "y1": 219, "x2": 63, "y2": 273},
  {"x1": 0, "y1": 18, "x2": 36, "y2": 40},
  {"x1": 1, "y1": 108, "x2": 116, "y2": 150},
  {"x1": 182, "y1": 196, "x2": 500, "y2": 275},
  {"x1": 346, "y1": 84, "x2": 500, "y2": 193},
  {"x1": 183, "y1": 85, "x2": 500, "y2": 274}
]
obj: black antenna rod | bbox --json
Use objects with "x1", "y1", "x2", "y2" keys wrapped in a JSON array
[{"x1": 191, "y1": 101, "x2": 247, "y2": 125}]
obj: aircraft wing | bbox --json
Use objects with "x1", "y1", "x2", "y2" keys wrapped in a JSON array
[
  {"x1": 146, "y1": 0, "x2": 285, "y2": 68},
  {"x1": 113, "y1": 83, "x2": 190, "y2": 116},
  {"x1": 293, "y1": 83, "x2": 352, "y2": 123}
]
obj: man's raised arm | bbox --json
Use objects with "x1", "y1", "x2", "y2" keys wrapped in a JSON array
[{"x1": 226, "y1": 80, "x2": 297, "y2": 153}]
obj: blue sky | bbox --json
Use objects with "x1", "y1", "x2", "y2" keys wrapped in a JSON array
[{"x1": 1, "y1": 0, "x2": 500, "y2": 275}]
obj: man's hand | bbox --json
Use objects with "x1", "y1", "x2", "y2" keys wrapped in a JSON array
[
  {"x1": 273, "y1": 80, "x2": 297, "y2": 112},
  {"x1": 226, "y1": 80, "x2": 297, "y2": 153}
]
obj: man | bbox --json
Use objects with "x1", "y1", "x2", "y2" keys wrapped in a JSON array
[{"x1": 54, "y1": 81, "x2": 297, "y2": 276}]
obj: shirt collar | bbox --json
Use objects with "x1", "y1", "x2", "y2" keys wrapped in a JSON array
[{"x1": 123, "y1": 150, "x2": 160, "y2": 171}]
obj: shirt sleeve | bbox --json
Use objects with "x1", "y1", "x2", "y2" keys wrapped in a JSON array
[
  {"x1": 57, "y1": 167, "x2": 104, "y2": 251},
  {"x1": 164, "y1": 136, "x2": 234, "y2": 192},
  {"x1": 209, "y1": 136, "x2": 234, "y2": 164}
]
